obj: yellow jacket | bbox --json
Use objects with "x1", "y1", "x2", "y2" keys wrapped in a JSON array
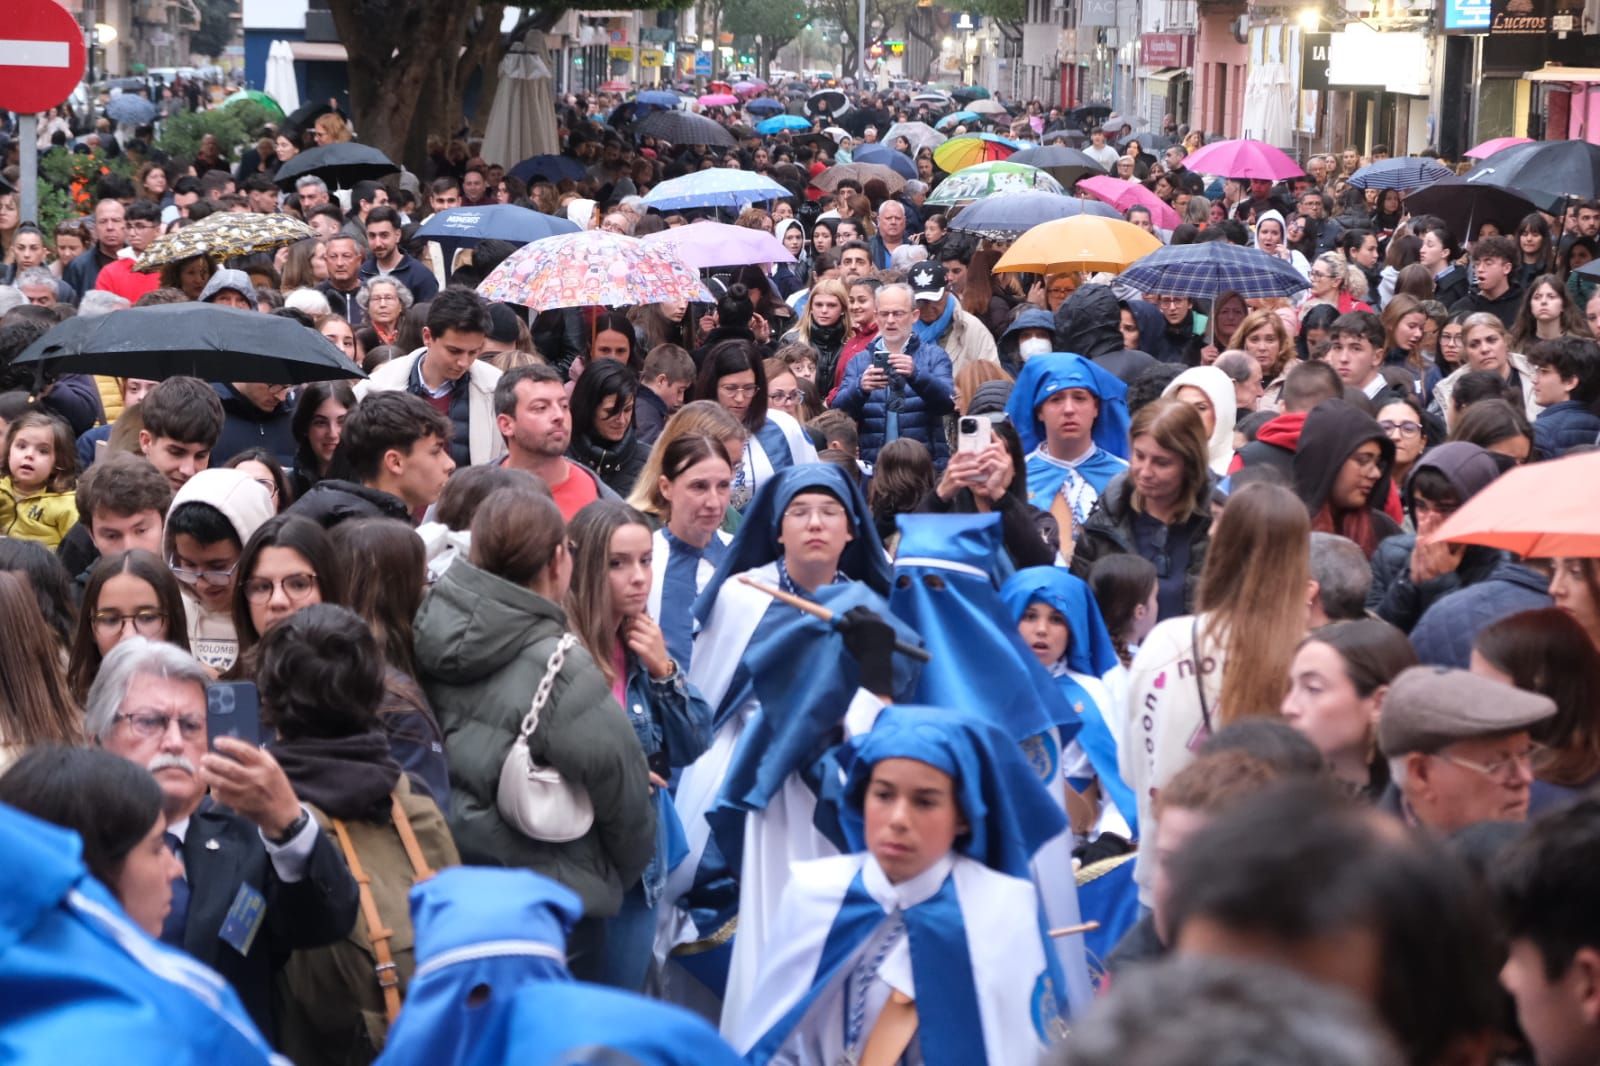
[
  {"x1": 0, "y1": 477, "x2": 79, "y2": 549},
  {"x1": 96, "y1": 376, "x2": 124, "y2": 424}
]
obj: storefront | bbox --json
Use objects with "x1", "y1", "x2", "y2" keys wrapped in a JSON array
[
  {"x1": 1194, "y1": 0, "x2": 1248, "y2": 137},
  {"x1": 1139, "y1": 33, "x2": 1194, "y2": 129}
]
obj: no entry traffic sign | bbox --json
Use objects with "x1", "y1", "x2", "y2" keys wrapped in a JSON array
[{"x1": 0, "y1": 1, "x2": 87, "y2": 114}]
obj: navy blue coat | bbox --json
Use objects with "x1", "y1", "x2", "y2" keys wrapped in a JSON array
[
  {"x1": 1409, "y1": 560, "x2": 1552, "y2": 668},
  {"x1": 832, "y1": 334, "x2": 956, "y2": 465},
  {"x1": 1533, "y1": 400, "x2": 1600, "y2": 460}
]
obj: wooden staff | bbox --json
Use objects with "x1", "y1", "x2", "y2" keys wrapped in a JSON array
[
  {"x1": 736, "y1": 574, "x2": 931, "y2": 662},
  {"x1": 1049, "y1": 921, "x2": 1100, "y2": 939}
]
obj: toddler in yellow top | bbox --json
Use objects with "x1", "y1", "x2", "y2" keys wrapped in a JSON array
[{"x1": 0, "y1": 411, "x2": 79, "y2": 549}]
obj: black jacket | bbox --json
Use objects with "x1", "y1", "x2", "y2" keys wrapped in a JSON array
[
  {"x1": 1450, "y1": 283, "x2": 1522, "y2": 331},
  {"x1": 177, "y1": 802, "x2": 359, "y2": 1041},
  {"x1": 1433, "y1": 265, "x2": 1470, "y2": 309},
  {"x1": 1054, "y1": 285, "x2": 1160, "y2": 385},
  {"x1": 213, "y1": 383, "x2": 298, "y2": 470},
  {"x1": 1070, "y1": 473, "x2": 1212, "y2": 617},
  {"x1": 567, "y1": 428, "x2": 651, "y2": 497},
  {"x1": 1146, "y1": 308, "x2": 1206, "y2": 366},
  {"x1": 634, "y1": 386, "x2": 670, "y2": 446},
  {"x1": 288, "y1": 479, "x2": 414, "y2": 528}
]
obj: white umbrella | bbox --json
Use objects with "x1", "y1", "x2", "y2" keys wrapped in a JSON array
[
  {"x1": 264, "y1": 40, "x2": 300, "y2": 117},
  {"x1": 482, "y1": 45, "x2": 557, "y2": 169}
]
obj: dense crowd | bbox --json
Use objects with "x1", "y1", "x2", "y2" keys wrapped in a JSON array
[{"x1": 1, "y1": 81, "x2": 1599, "y2": 1066}]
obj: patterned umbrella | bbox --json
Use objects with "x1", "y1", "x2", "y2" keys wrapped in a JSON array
[
  {"x1": 641, "y1": 221, "x2": 795, "y2": 269},
  {"x1": 883, "y1": 121, "x2": 946, "y2": 155},
  {"x1": 634, "y1": 110, "x2": 736, "y2": 148},
  {"x1": 1119, "y1": 242, "x2": 1310, "y2": 300},
  {"x1": 477, "y1": 231, "x2": 710, "y2": 310},
  {"x1": 925, "y1": 161, "x2": 1063, "y2": 207},
  {"x1": 134, "y1": 212, "x2": 314, "y2": 273},
  {"x1": 813, "y1": 162, "x2": 907, "y2": 194},
  {"x1": 933, "y1": 133, "x2": 1022, "y2": 173},
  {"x1": 1077, "y1": 175, "x2": 1182, "y2": 230},
  {"x1": 1347, "y1": 157, "x2": 1454, "y2": 190},
  {"x1": 948, "y1": 190, "x2": 1119, "y2": 240},
  {"x1": 756, "y1": 114, "x2": 812, "y2": 135},
  {"x1": 642, "y1": 170, "x2": 791, "y2": 210}
]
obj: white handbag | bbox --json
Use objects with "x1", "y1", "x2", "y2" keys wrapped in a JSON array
[{"x1": 496, "y1": 634, "x2": 596, "y2": 843}]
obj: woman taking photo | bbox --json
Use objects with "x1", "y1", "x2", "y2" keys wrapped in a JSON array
[
  {"x1": 358, "y1": 276, "x2": 412, "y2": 348},
  {"x1": 67, "y1": 550, "x2": 191, "y2": 702},
  {"x1": 694, "y1": 338, "x2": 817, "y2": 509},
  {"x1": 228, "y1": 514, "x2": 343, "y2": 675},
  {"x1": 568, "y1": 360, "x2": 651, "y2": 497},
  {"x1": 289, "y1": 381, "x2": 355, "y2": 498},
  {"x1": 1070, "y1": 399, "x2": 1214, "y2": 621},
  {"x1": 565, "y1": 500, "x2": 713, "y2": 991},
  {"x1": 1282, "y1": 618, "x2": 1417, "y2": 798},
  {"x1": 0, "y1": 571, "x2": 82, "y2": 768},
  {"x1": 414, "y1": 485, "x2": 655, "y2": 982},
  {"x1": 1510, "y1": 273, "x2": 1593, "y2": 353},
  {"x1": 781, "y1": 278, "x2": 850, "y2": 393}
]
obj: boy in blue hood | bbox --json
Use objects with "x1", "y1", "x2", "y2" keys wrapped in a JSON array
[{"x1": 1005, "y1": 354, "x2": 1132, "y2": 530}]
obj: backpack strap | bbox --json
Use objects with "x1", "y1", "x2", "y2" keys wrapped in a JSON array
[
  {"x1": 390, "y1": 793, "x2": 437, "y2": 883},
  {"x1": 330, "y1": 814, "x2": 403, "y2": 1024}
]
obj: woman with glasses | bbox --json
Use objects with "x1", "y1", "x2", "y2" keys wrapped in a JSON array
[
  {"x1": 67, "y1": 550, "x2": 190, "y2": 703},
  {"x1": 1374, "y1": 396, "x2": 1431, "y2": 499},
  {"x1": 694, "y1": 339, "x2": 817, "y2": 510},
  {"x1": 224, "y1": 448, "x2": 294, "y2": 513},
  {"x1": 568, "y1": 360, "x2": 651, "y2": 498},
  {"x1": 357, "y1": 276, "x2": 413, "y2": 348},
  {"x1": 0, "y1": 570, "x2": 83, "y2": 769},
  {"x1": 1301, "y1": 252, "x2": 1369, "y2": 322},
  {"x1": 226, "y1": 514, "x2": 343, "y2": 680}
]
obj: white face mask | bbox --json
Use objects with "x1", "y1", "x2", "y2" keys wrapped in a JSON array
[{"x1": 1018, "y1": 337, "x2": 1053, "y2": 359}]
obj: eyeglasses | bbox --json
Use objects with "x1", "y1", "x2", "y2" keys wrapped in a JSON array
[
  {"x1": 877, "y1": 308, "x2": 912, "y2": 319},
  {"x1": 242, "y1": 573, "x2": 319, "y2": 604},
  {"x1": 718, "y1": 382, "x2": 759, "y2": 398},
  {"x1": 116, "y1": 711, "x2": 205, "y2": 740},
  {"x1": 783, "y1": 503, "x2": 848, "y2": 523},
  {"x1": 92, "y1": 610, "x2": 167, "y2": 634},
  {"x1": 1440, "y1": 332, "x2": 1464, "y2": 347},
  {"x1": 1379, "y1": 419, "x2": 1423, "y2": 438},
  {"x1": 169, "y1": 557, "x2": 239, "y2": 588},
  {"x1": 252, "y1": 477, "x2": 279, "y2": 500},
  {"x1": 1156, "y1": 296, "x2": 1188, "y2": 307},
  {"x1": 1435, "y1": 743, "x2": 1544, "y2": 782},
  {"x1": 769, "y1": 389, "x2": 803, "y2": 404}
]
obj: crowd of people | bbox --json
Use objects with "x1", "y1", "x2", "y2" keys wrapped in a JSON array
[{"x1": 1, "y1": 79, "x2": 1600, "y2": 1066}]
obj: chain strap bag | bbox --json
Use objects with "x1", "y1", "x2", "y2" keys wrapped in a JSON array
[{"x1": 496, "y1": 633, "x2": 596, "y2": 842}]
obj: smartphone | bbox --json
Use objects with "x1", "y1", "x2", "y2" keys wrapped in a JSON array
[
  {"x1": 206, "y1": 681, "x2": 262, "y2": 750},
  {"x1": 957, "y1": 415, "x2": 992, "y2": 454}
]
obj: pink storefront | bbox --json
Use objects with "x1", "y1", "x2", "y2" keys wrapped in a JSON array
[
  {"x1": 1527, "y1": 66, "x2": 1600, "y2": 143},
  {"x1": 1193, "y1": 0, "x2": 1249, "y2": 137}
]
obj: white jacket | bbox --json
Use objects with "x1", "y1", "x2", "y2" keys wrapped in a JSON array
[
  {"x1": 356, "y1": 348, "x2": 507, "y2": 467},
  {"x1": 1432, "y1": 350, "x2": 1545, "y2": 427}
]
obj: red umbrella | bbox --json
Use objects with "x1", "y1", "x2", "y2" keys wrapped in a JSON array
[
  {"x1": 1465, "y1": 136, "x2": 1534, "y2": 160},
  {"x1": 1182, "y1": 138, "x2": 1304, "y2": 181},
  {"x1": 1078, "y1": 176, "x2": 1182, "y2": 230}
]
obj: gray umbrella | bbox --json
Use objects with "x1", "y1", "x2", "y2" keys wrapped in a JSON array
[
  {"x1": 105, "y1": 93, "x2": 158, "y2": 127},
  {"x1": 634, "y1": 110, "x2": 736, "y2": 148}
]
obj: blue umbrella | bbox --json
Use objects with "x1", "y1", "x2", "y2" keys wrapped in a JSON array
[
  {"x1": 745, "y1": 98, "x2": 785, "y2": 116},
  {"x1": 1120, "y1": 242, "x2": 1310, "y2": 301},
  {"x1": 755, "y1": 114, "x2": 811, "y2": 135},
  {"x1": 509, "y1": 153, "x2": 588, "y2": 184},
  {"x1": 851, "y1": 142, "x2": 917, "y2": 179},
  {"x1": 105, "y1": 93, "x2": 157, "y2": 127},
  {"x1": 1347, "y1": 157, "x2": 1454, "y2": 190},
  {"x1": 948, "y1": 190, "x2": 1119, "y2": 240},
  {"x1": 642, "y1": 169, "x2": 791, "y2": 210},
  {"x1": 936, "y1": 110, "x2": 981, "y2": 131},
  {"x1": 636, "y1": 90, "x2": 681, "y2": 108},
  {"x1": 414, "y1": 204, "x2": 579, "y2": 251}
]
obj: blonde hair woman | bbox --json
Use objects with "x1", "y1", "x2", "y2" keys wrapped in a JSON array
[{"x1": 626, "y1": 400, "x2": 749, "y2": 523}]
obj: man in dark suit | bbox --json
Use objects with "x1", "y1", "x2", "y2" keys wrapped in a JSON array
[{"x1": 91, "y1": 637, "x2": 358, "y2": 1042}]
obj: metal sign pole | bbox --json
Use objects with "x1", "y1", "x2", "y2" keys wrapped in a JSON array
[{"x1": 18, "y1": 115, "x2": 37, "y2": 224}]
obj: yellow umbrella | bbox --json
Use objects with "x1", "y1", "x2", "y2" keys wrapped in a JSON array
[{"x1": 992, "y1": 215, "x2": 1163, "y2": 275}]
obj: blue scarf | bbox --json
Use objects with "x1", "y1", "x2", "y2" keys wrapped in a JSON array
[{"x1": 912, "y1": 294, "x2": 956, "y2": 348}]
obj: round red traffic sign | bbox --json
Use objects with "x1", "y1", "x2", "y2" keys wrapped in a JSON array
[{"x1": 0, "y1": 0, "x2": 88, "y2": 115}]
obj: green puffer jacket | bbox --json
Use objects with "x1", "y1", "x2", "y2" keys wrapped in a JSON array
[{"x1": 413, "y1": 559, "x2": 655, "y2": 917}]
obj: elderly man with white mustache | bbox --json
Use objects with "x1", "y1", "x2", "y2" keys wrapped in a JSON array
[{"x1": 89, "y1": 637, "x2": 358, "y2": 1043}]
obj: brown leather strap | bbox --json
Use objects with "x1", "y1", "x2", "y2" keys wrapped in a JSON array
[
  {"x1": 389, "y1": 795, "x2": 437, "y2": 883},
  {"x1": 1049, "y1": 493, "x2": 1077, "y2": 564},
  {"x1": 861, "y1": 989, "x2": 919, "y2": 1066},
  {"x1": 330, "y1": 815, "x2": 403, "y2": 1024}
]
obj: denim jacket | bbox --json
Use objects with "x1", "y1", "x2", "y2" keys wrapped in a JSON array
[{"x1": 623, "y1": 651, "x2": 713, "y2": 904}]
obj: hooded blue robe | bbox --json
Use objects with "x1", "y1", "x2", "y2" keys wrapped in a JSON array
[{"x1": 1006, "y1": 353, "x2": 1131, "y2": 524}]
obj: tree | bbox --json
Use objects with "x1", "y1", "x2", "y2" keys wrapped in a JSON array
[
  {"x1": 722, "y1": 0, "x2": 808, "y2": 77},
  {"x1": 189, "y1": 0, "x2": 236, "y2": 59}
]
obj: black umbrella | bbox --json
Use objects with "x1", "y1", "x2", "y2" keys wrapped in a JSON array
[
  {"x1": 1042, "y1": 128, "x2": 1087, "y2": 147},
  {"x1": 15, "y1": 304, "x2": 366, "y2": 385},
  {"x1": 1008, "y1": 145, "x2": 1106, "y2": 187},
  {"x1": 273, "y1": 142, "x2": 399, "y2": 191},
  {"x1": 1118, "y1": 130, "x2": 1173, "y2": 151},
  {"x1": 1464, "y1": 140, "x2": 1600, "y2": 209},
  {"x1": 283, "y1": 101, "x2": 340, "y2": 137},
  {"x1": 633, "y1": 110, "x2": 736, "y2": 148},
  {"x1": 1404, "y1": 177, "x2": 1549, "y2": 241},
  {"x1": 1068, "y1": 104, "x2": 1112, "y2": 131},
  {"x1": 806, "y1": 89, "x2": 849, "y2": 119}
]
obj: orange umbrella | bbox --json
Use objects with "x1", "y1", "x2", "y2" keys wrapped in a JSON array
[
  {"x1": 991, "y1": 215, "x2": 1163, "y2": 275},
  {"x1": 1432, "y1": 451, "x2": 1600, "y2": 557}
]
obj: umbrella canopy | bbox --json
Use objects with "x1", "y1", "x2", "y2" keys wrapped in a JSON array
[
  {"x1": 948, "y1": 191, "x2": 1120, "y2": 240},
  {"x1": 1403, "y1": 177, "x2": 1547, "y2": 243},
  {"x1": 483, "y1": 48, "x2": 557, "y2": 172},
  {"x1": 883, "y1": 121, "x2": 946, "y2": 155},
  {"x1": 732, "y1": 81, "x2": 766, "y2": 97},
  {"x1": 642, "y1": 170, "x2": 791, "y2": 210},
  {"x1": 1068, "y1": 104, "x2": 1112, "y2": 130},
  {"x1": 925, "y1": 161, "x2": 1063, "y2": 206},
  {"x1": 273, "y1": 142, "x2": 399, "y2": 191},
  {"x1": 1466, "y1": 136, "x2": 1534, "y2": 159},
  {"x1": 14, "y1": 304, "x2": 365, "y2": 385},
  {"x1": 992, "y1": 216, "x2": 1163, "y2": 275},
  {"x1": 221, "y1": 89, "x2": 284, "y2": 120},
  {"x1": 1077, "y1": 175, "x2": 1182, "y2": 230},
  {"x1": 414, "y1": 204, "x2": 579, "y2": 251},
  {"x1": 935, "y1": 111, "x2": 982, "y2": 131},
  {"x1": 813, "y1": 162, "x2": 907, "y2": 194},
  {"x1": 1181, "y1": 138, "x2": 1303, "y2": 181},
  {"x1": 746, "y1": 98, "x2": 786, "y2": 116},
  {"x1": 965, "y1": 98, "x2": 1008, "y2": 117},
  {"x1": 600, "y1": 79, "x2": 631, "y2": 93},
  {"x1": 1117, "y1": 130, "x2": 1172, "y2": 151},
  {"x1": 807, "y1": 89, "x2": 850, "y2": 118},
  {"x1": 850, "y1": 142, "x2": 917, "y2": 179},
  {"x1": 1433, "y1": 451, "x2": 1600, "y2": 557},
  {"x1": 755, "y1": 114, "x2": 811, "y2": 135},
  {"x1": 641, "y1": 221, "x2": 795, "y2": 269},
  {"x1": 283, "y1": 102, "x2": 338, "y2": 139},
  {"x1": 1347, "y1": 157, "x2": 1454, "y2": 190},
  {"x1": 698, "y1": 93, "x2": 739, "y2": 108},
  {"x1": 1007, "y1": 145, "x2": 1106, "y2": 186},
  {"x1": 637, "y1": 90, "x2": 681, "y2": 108},
  {"x1": 634, "y1": 110, "x2": 736, "y2": 148},
  {"x1": 264, "y1": 40, "x2": 301, "y2": 116},
  {"x1": 509, "y1": 153, "x2": 588, "y2": 184},
  {"x1": 1041, "y1": 128, "x2": 1087, "y2": 147},
  {"x1": 951, "y1": 86, "x2": 992, "y2": 102},
  {"x1": 477, "y1": 231, "x2": 709, "y2": 311},
  {"x1": 933, "y1": 132, "x2": 1021, "y2": 173},
  {"x1": 1466, "y1": 140, "x2": 1600, "y2": 207},
  {"x1": 105, "y1": 93, "x2": 157, "y2": 127},
  {"x1": 1120, "y1": 242, "x2": 1311, "y2": 300},
  {"x1": 134, "y1": 212, "x2": 314, "y2": 273}
]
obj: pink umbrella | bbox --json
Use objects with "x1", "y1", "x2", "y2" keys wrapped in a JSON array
[
  {"x1": 1078, "y1": 176, "x2": 1182, "y2": 230},
  {"x1": 1182, "y1": 138, "x2": 1304, "y2": 181},
  {"x1": 699, "y1": 93, "x2": 739, "y2": 108},
  {"x1": 641, "y1": 220, "x2": 795, "y2": 269},
  {"x1": 732, "y1": 80, "x2": 767, "y2": 97},
  {"x1": 1466, "y1": 136, "x2": 1535, "y2": 159}
]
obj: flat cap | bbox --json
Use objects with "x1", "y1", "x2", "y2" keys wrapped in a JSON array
[{"x1": 1377, "y1": 666, "x2": 1556, "y2": 757}]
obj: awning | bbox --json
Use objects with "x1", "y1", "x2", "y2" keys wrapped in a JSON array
[
  {"x1": 1146, "y1": 68, "x2": 1188, "y2": 83},
  {"x1": 1524, "y1": 65, "x2": 1600, "y2": 83},
  {"x1": 288, "y1": 41, "x2": 348, "y2": 63}
]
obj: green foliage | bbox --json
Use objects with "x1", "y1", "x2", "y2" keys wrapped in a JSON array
[
  {"x1": 190, "y1": 0, "x2": 238, "y2": 58},
  {"x1": 724, "y1": 0, "x2": 810, "y2": 52},
  {"x1": 155, "y1": 101, "x2": 280, "y2": 164},
  {"x1": 963, "y1": 0, "x2": 1024, "y2": 21},
  {"x1": 36, "y1": 148, "x2": 135, "y2": 234}
]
